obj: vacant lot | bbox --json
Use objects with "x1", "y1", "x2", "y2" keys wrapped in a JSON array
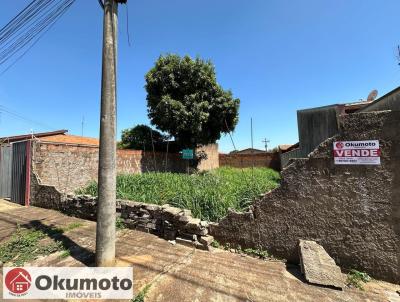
[{"x1": 78, "y1": 167, "x2": 280, "y2": 221}]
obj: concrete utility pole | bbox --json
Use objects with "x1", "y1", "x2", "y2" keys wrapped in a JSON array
[{"x1": 96, "y1": 0, "x2": 120, "y2": 267}]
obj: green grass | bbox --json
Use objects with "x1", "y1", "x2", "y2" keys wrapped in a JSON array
[
  {"x1": 78, "y1": 167, "x2": 280, "y2": 222},
  {"x1": 49, "y1": 222, "x2": 83, "y2": 235},
  {"x1": 0, "y1": 222, "x2": 84, "y2": 266},
  {"x1": 59, "y1": 249, "x2": 71, "y2": 259},
  {"x1": 0, "y1": 225, "x2": 63, "y2": 266},
  {"x1": 131, "y1": 284, "x2": 152, "y2": 302},
  {"x1": 116, "y1": 217, "x2": 126, "y2": 230}
]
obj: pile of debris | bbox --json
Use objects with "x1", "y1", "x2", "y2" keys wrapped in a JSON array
[
  {"x1": 119, "y1": 200, "x2": 214, "y2": 250},
  {"x1": 59, "y1": 195, "x2": 214, "y2": 250}
]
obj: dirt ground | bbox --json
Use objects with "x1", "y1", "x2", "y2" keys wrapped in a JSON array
[{"x1": 0, "y1": 199, "x2": 399, "y2": 302}]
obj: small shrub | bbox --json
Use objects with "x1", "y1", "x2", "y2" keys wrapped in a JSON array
[
  {"x1": 116, "y1": 217, "x2": 126, "y2": 230},
  {"x1": 59, "y1": 249, "x2": 71, "y2": 259},
  {"x1": 242, "y1": 248, "x2": 269, "y2": 259},
  {"x1": 211, "y1": 240, "x2": 221, "y2": 248},
  {"x1": 132, "y1": 283, "x2": 152, "y2": 302},
  {"x1": 347, "y1": 269, "x2": 371, "y2": 290}
]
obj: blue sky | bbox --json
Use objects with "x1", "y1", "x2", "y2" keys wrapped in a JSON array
[{"x1": 0, "y1": 0, "x2": 399, "y2": 152}]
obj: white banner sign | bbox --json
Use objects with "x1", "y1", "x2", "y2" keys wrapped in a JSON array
[
  {"x1": 3, "y1": 267, "x2": 133, "y2": 300},
  {"x1": 333, "y1": 140, "x2": 380, "y2": 165}
]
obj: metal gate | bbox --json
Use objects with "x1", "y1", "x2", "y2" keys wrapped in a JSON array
[
  {"x1": 0, "y1": 144, "x2": 12, "y2": 198},
  {"x1": 11, "y1": 141, "x2": 31, "y2": 205}
]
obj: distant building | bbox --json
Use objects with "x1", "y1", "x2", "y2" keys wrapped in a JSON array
[
  {"x1": 0, "y1": 130, "x2": 99, "y2": 146},
  {"x1": 229, "y1": 148, "x2": 267, "y2": 155},
  {"x1": 278, "y1": 143, "x2": 299, "y2": 154},
  {"x1": 281, "y1": 86, "x2": 400, "y2": 168}
]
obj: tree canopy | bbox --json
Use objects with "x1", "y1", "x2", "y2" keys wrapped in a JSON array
[
  {"x1": 145, "y1": 54, "x2": 240, "y2": 148},
  {"x1": 119, "y1": 124, "x2": 166, "y2": 150}
]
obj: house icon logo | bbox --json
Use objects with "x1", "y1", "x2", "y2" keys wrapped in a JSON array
[
  {"x1": 335, "y1": 142, "x2": 344, "y2": 149},
  {"x1": 5, "y1": 268, "x2": 32, "y2": 295}
]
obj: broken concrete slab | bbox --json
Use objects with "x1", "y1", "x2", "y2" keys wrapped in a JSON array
[{"x1": 299, "y1": 240, "x2": 345, "y2": 289}]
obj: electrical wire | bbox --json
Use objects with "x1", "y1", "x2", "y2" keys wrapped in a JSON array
[
  {"x1": 97, "y1": 0, "x2": 104, "y2": 10},
  {"x1": 125, "y1": 3, "x2": 131, "y2": 47},
  {"x1": 0, "y1": 105, "x2": 55, "y2": 130},
  {"x1": 0, "y1": 0, "x2": 76, "y2": 74},
  {"x1": 0, "y1": 1, "x2": 75, "y2": 63}
]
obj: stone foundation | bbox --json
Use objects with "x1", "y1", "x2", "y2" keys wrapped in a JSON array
[{"x1": 30, "y1": 183, "x2": 213, "y2": 250}]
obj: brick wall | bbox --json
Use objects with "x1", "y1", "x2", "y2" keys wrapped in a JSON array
[
  {"x1": 197, "y1": 144, "x2": 219, "y2": 171},
  {"x1": 31, "y1": 142, "x2": 219, "y2": 195},
  {"x1": 219, "y1": 152, "x2": 281, "y2": 171}
]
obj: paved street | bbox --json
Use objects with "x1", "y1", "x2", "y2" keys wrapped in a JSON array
[{"x1": 0, "y1": 199, "x2": 399, "y2": 302}]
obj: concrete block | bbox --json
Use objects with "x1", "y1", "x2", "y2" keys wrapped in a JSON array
[
  {"x1": 299, "y1": 240, "x2": 345, "y2": 289},
  {"x1": 176, "y1": 237, "x2": 196, "y2": 248},
  {"x1": 199, "y1": 235, "x2": 214, "y2": 246}
]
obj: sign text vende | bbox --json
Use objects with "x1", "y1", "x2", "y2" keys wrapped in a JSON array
[{"x1": 333, "y1": 140, "x2": 380, "y2": 165}]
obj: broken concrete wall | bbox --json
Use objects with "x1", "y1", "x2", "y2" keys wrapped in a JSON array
[
  {"x1": 210, "y1": 111, "x2": 400, "y2": 283},
  {"x1": 29, "y1": 180, "x2": 213, "y2": 250}
]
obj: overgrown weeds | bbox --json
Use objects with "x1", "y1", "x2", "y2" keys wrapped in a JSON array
[
  {"x1": 116, "y1": 217, "x2": 126, "y2": 230},
  {"x1": 131, "y1": 283, "x2": 152, "y2": 302},
  {"x1": 0, "y1": 222, "x2": 83, "y2": 266},
  {"x1": 213, "y1": 240, "x2": 271, "y2": 260},
  {"x1": 78, "y1": 167, "x2": 280, "y2": 222},
  {"x1": 0, "y1": 225, "x2": 62, "y2": 266},
  {"x1": 347, "y1": 269, "x2": 371, "y2": 290}
]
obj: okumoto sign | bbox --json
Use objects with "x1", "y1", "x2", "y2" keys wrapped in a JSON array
[
  {"x1": 333, "y1": 140, "x2": 381, "y2": 165},
  {"x1": 3, "y1": 267, "x2": 133, "y2": 300}
]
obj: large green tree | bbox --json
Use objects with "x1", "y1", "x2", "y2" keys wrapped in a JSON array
[
  {"x1": 145, "y1": 54, "x2": 240, "y2": 148},
  {"x1": 119, "y1": 124, "x2": 166, "y2": 150}
]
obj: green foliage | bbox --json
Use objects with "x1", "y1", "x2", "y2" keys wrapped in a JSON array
[
  {"x1": 78, "y1": 167, "x2": 280, "y2": 222},
  {"x1": 119, "y1": 124, "x2": 166, "y2": 150},
  {"x1": 0, "y1": 225, "x2": 63, "y2": 266},
  {"x1": 131, "y1": 284, "x2": 152, "y2": 302},
  {"x1": 242, "y1": 248, "x2": 269, "y2": 259},
  {"x1": 145, "y1": 54, "x2": 240, "y2": 147},
  {"x1": 47, "y1": 222, "x2": 83, "y2": 236},
  {"x1": 116, "y1": 217, "x2": 126, "y2": 230},
  {"x1": 59, "y1": 249, "x2": 71, "y2": 259},
  {"x1": 347, "y1": 269, "x2": 371, "y2": 290},
  {"x1": 211, "y1": 240, "x2": 221, "y2": 248},
  {"x1": 212, "y1": 241, "x2": 270, "y2": 259}
]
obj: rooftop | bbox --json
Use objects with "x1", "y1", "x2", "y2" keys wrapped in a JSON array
[{"x1": 0, "y1": 130, "x2": 99, "y2": 146}]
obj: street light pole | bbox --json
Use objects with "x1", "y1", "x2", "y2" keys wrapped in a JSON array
[{"x1": 96, "y1": 0, "x2": 119, "y2": 267}]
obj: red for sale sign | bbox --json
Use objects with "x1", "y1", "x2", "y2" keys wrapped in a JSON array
[{"x1": 333, "y1": 140, "x2": 380, "y2": 165}]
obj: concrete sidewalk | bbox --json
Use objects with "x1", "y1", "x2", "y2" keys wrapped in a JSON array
[{"x1": 0, "y1": 199, "x2": 399, "y2": 302}]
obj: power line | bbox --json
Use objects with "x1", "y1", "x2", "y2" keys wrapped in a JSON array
[
  {"x1": 0, "y1": 1, "x2": 75, "y2": 63},
  {"x1": 97, "y1": 0, "x2": 105, "y2": 10},
  {"x1": 0, "y1": 105, "x2": 55, "y2": 130},
  {"x1": 0, "y1": 0, "x2": 76, "y2": 74},
  {"x1": 0, "y1": 13, "x2": 62, "y2": 76},
  {"x1": 125, "y1": 3, "x2": 131, "y2": 47},
  {"x1": 224, "y1": 118, "x2": 237, "y2": 151}
]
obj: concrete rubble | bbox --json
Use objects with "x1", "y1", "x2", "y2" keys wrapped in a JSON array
[
  {"x1": 299, "y1": 239, "x2": 345, "y2": 289},
  {"x1": 56, "y1": 195, "x2": 213, "y2": 250}
]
